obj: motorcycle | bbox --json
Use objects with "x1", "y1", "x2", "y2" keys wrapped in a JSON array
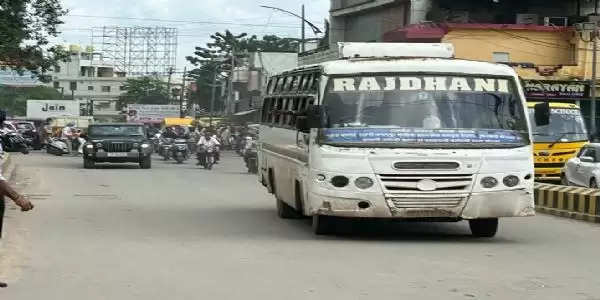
[
  {"x1": 171, "y1": 139, "x2": 190, "y2": 164},
  {"x1": 46, "y1": 137, "x2": 70, "y2": 156},
  {"x1": 0, "y1": 130, "x2": 30, "y2": 154},
  {"x1": 158, "y1": 137, "x2": 173, "y2": 160},
  {"x1": 197, "y1": 146, "x2": 216, "y2": 170},
  {"x1": 244, "y1": 146, "x2": 258, "y2": 173}
]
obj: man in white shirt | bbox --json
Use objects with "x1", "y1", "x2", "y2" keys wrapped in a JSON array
[{"x1": 196, "y1": 132, "x2": 220, "y2": 166}]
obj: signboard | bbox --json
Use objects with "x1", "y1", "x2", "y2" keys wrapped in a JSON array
[
  {"x1": 523, "y1": 80, "x2": 589, "y2": 99},
  {"x1": 321, "y1": 128, "x2": 524, "y2": 145},
  {"x1": 26, "y1": 100, "x2": 80, "y2": 119},
  {"x1": 126, "y1": 104, "x2": 180, "y2": 123}
]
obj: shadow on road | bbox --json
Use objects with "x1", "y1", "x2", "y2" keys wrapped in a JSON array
[{"x1": 122, "y1": 205, "x2": 516, "y2": 244}]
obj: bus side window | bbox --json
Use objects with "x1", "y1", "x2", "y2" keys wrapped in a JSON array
[
  {"x1": 262, "y1": 98, "x2": 274, "y2": 123},
  {"x1": 274, "y1": 98, "x2": 284, "y2": 125},
  {"x1": 300, "y1": 74, "x2": 309, "y2": 92},
  {"x1": 269, "y1": 97, "x2": 277, "y2": 123},
  {"x1": 280, "y1": 98, "x2": 290, "y2": 127}
]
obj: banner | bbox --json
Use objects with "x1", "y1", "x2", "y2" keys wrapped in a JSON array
[
  {"x1": 523, "y1": 80, "x2": 589, "y2": 99},
  {"x1": 321, "y1": 128, "x2": 524, "y2": 144},
  {"x1": 26, "y1": 100, "x2": 80, "y2": 119},
  {"x1": 126, "y1": 104, "x2": 180, "y2": 123}
]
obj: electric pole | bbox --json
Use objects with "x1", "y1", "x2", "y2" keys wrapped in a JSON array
[
  {"x1": 227, "y1": 48, "x2": 236, "y2": 115},
  {"x1": 210, "y1": 72, "x2": 217, "y2": 126},
  {"x1": 167, "y1": 67, "x2": 174, "y2": 104},
  {"x1": 180, "y1": 67, "x2": 187, "y2": 118}
]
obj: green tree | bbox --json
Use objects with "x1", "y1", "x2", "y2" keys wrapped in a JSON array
[
  {"x1": 0, "y1": 0, "x2": 69, "y2": 79},
  {"x1": 0, "y1": 85, "x2": 64, "y2": 116},
  {"x1": 186, "y1": 31, "x2": 298, "y2": 114},
  {"x1": 119, "y1": 76, "x2": 170, "y2": 105}
]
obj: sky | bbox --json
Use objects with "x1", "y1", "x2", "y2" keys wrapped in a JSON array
[{"x1": 54, "y1": 0, "x2": 330, "y2": 76}]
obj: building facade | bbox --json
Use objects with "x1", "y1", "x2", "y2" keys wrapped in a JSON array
[{"x1": 47, "y1": 45, "x2": 129, "y2": 121}]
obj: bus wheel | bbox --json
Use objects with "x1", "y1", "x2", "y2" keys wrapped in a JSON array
[
  {"x1": 469, "y1": 218, "x2": 498, "y2": 238},
  {"x1": 312, "y1": 215, "x2": 334, "y2": 235},
  {"x1": 277, "y1": 197, "x2": 299, "y2": 219}
]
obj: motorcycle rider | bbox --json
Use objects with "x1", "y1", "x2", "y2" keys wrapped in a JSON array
[
  {"x1": 196, "y1": 131, "x2": 220, "y2": 167},
  {"x1": 62, "y1": 122, "x2": 76, "y2": 155}
]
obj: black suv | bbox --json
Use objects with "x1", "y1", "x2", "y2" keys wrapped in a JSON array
[{"x1": 83, "y1": 123, "x2": 152, "y2": 169}]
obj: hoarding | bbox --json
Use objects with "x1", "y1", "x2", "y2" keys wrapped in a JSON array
[
  {"x1": 126, "y1": 104, "x2": 180, "y2": 123},
  {"x1": 26, "y1": 100, "x2": 80, "y2": 119}
]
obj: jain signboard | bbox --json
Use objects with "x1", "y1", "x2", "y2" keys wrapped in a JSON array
[{"x1": 26, "y1": 100, "x2": 81, "y2": 119}]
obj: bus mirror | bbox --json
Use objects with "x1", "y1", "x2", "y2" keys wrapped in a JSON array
[
  {"x1": 296, "y1": 116, "x2": 309, "y2": 132},
  {"x1": 534, "y1": 102, "x2": 550, "y2": 126}
]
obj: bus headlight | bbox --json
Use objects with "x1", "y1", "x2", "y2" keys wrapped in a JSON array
[
  {"x1": 503, "y1": 175, "x2": 520, "y2": 187},
  {"x1": 480, "y1": 177, "x2": 498, "y2": 189},
  {"x1": 331, "y1": 176, "x2": 349, "y2": 188},
  {"x1": 355, "y1": 177, "x2": 374, "y2": 189}
]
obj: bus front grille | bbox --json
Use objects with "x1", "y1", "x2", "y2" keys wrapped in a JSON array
[
  {"x1": 378, "y1": 174, "x2": 473, "y2": 193},
  {"x1": 388, "y1": 197, "x2": 464, "y2": 209}
]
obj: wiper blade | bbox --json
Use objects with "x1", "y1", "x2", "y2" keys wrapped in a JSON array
[{"x1": 549, "y1": 132, "x2": 587, "y2": 148}]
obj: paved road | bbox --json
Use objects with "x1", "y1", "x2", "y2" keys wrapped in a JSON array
[{"x1": 2, "y1": 152, "x2": 600, "y2": 300}]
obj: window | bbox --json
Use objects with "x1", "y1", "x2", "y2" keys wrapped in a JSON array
[
  {"x1": 101, "y1": 86, "x2": 111, "y2": 92},
  {"x1": 119, "y1": 85, "x2": 127, "y2": 91},
  {"x1": 275, "y1": 77, "x2": 285, "y2": 93},
  {"x1": 53, "y1": 81, "x2": 60, "y2": 88},
  {"x1": 70, "y1": 81, "x2": 77, "y2": 91},
  {"x1": 54, "y1": 66, "x2": 61, "y2": 73},
  {"x1": 492, "y1": 52, "x2": 510, "y2": 63},
  {"x1": 88, "y1": 86, "x2": 94, "y2": 91}
]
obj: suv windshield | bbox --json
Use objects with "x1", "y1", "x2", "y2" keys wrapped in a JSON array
[
  {"x1": 320, "y1": 75, "x2": 529, "y2": 148},
  {"x1": 527, "y1": 107, "x2": 588, "y2": 143},
  {"x1": 89, "y1": 125, "x2": 145, "y2": 137}
]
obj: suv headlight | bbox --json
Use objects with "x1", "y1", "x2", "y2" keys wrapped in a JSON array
[
  {"x1": 86, "y1": 144, "x2": 93, "y2": 149},
  {"x1": 141, "y1": 144, "x2": 150, "y2": 148}
]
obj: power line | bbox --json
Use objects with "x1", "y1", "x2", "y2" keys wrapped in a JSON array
[{"x1": 65, "y1": 14, "x2": 315, "y2": 29}]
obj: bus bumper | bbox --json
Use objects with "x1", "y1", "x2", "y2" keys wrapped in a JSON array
[{"x1": 309, "y1": 189, "x2": 535, "y2": 219}]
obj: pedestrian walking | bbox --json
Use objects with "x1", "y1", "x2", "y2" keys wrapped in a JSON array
[{"x1": 0, "y1": 110, "x2": 34, "y2": 288}]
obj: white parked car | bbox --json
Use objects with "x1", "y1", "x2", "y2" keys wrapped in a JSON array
[{"x1": 562, "y1": 144, "x2": 600, "y2": 188}]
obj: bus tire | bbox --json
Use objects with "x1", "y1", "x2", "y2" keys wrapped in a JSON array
[
  {"x1": 312, "y1": 215, "x2": 334, "y2": 235},
  {"x1": 469, "y1": 218, "x2": 498, "y2": 238},
  {"x1": 277, "y1": 197, "x2": 299, "y2": 219}
]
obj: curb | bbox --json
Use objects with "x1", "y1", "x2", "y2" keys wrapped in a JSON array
[{"x1": 535, "y1": 182, "x2": 600, "y2": 223}]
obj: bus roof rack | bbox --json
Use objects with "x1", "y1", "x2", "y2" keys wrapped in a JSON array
[{"x1": 338, "y1": 42, "x2": 455, "y2": 60}]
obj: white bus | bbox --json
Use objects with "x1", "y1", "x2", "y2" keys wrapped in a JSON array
[{"x1": 258, "y1": 43, "x2": 540, "y2": 237}]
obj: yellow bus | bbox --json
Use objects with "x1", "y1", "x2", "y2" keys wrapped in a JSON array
[{"x1": 527, "y1": 102, "x2": 589, "y2": 182}]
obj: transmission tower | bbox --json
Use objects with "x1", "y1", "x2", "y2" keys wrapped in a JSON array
[{"x1": 91, "y1": 26, "x2": 178, "y2": 76}]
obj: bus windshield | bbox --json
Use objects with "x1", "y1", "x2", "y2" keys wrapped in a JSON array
[
  {"x1": 527, "y1": 108, "x2": 588, "y2": 143},
  {"x1": 320, "y1": 75, "x2": 529, "y2": 148}
]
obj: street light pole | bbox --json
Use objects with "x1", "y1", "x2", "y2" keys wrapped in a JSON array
[
  {"x1": 592, "y1": 36, "x2": 598, "y2": 136},
  {"x1": 227, "y1": 48, "x2": 235, "y2": 115},
  {"x1": 301, "y1": 4, "x2": 305, "y2": 52}
]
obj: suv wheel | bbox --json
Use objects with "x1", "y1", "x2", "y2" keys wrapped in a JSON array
[
  {"x1": 561, "y1": 174, "x2": 569, "y2": 186},
  {"x1": 140, "y1": 156, "x2": 152, "y2": 169},
  {"x1": 591, "y1": 178, "x2": 598, "y2": 189},
  {"x1": 83, "y1": 158, "x2": 95, "y2": 169}
]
